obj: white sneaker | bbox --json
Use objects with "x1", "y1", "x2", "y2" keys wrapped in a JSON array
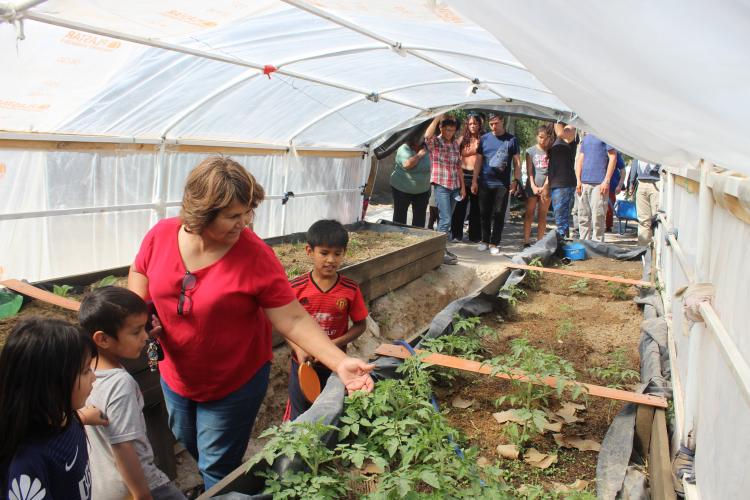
[
  {"x1": 489, "y1": 246, "x2": 500, "y2": 255},
  {"x1": 477, "y1": 243, "x2": 489, "y2": 252}
]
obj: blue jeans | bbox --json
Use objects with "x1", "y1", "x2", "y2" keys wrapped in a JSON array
[
  {"x1": 433, "y1": 184, "x2": 459, "y2": 235},
  {"x1": 551, "y1": 187, "x2": 576, "y2": 238},
  {"x1": 160, "y1": 363, "x2": 270, "y2": 489}
]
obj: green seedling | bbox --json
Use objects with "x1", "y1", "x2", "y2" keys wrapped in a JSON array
[
  {"x1": 607, "y1": 281, "x2": 628, "y2": 300},
  {"x1": 588, "y1": 348, "x2": 640, "y2": 421},
  {"x1": 568, "y1": 279, "x2": 589, "y2": 294},
  {"x1": 587, "y1": 348, "x2": 639, "y2": 390},
  {"x1": 558, "y1": 303, "x2": 574, "y2": 314},
  {"x1": 53, "y1": 284, "x2": 74, "y2": 298},
  {"x1": 92, "y1": 275, "x2": 117, "y2": 289},
  {"x1": 525, "y1": 257, "x2": 544, "y2": 291},
  {"x1": 285, "y1": 264, "x2": 304, "y2": 279},
  {"x1": 556, "y1": 318, "x2": 575, "y2": 343},
  {"x1": 485, "y1": 338, "x2": 583, "y2": 450},
  {"x1": 501, "y1": 283, "x2": 528, "y2": 307}
]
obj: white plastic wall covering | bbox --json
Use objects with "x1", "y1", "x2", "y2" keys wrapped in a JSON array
[
  {"x1": 287, "y1": 96, "x2": 368, "y2": 143},
  {"x1": 20, "y1": 12, "x2": 426, "y2": 112},
  {"x1": 159, "y1": 71, "x2": 263, "y2": 139},
  {"x1": 398, "y1": 45, "x2": 525, "y2": 70}
]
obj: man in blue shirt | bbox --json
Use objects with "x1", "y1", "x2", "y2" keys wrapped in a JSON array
[
  {"x1": 471, "y1": 113, "x2": 521, "y2": 254},
  {"x1": 575, "y1": 133, "x2": 616, "y2": 241}
]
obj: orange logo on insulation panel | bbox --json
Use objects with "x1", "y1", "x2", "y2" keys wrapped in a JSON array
[
  {"x1": 0, "y1": 100, "x2": 50, "y2": 111},
  {"x1": 0, "y1": 163, "x2": 6, "y2": 178},
  {"x1": 61, "y1": 30, "x2": 121, "y2": 51},
  {"x1": 161, "y1": 10, "x2": 218, "y2": 28}
]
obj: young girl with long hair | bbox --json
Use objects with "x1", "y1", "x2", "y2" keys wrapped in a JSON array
[
  {"x1": 523, "y1": 124, "x2": 555, "y2": 247},
  {"x1": 0, "y1": 318, "x2": 98, "y2": 499},
  {"x1": 451, "y1": 113, "x2": 484, "y2": 242}
]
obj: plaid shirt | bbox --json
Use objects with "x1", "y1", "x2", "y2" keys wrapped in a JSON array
[{"x1": 426, "y1": 135, "x2": 461, "y2": 189}]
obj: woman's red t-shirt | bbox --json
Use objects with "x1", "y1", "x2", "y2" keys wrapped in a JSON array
[{"x1": 134, "y1": 218, "x2": 295, "y2": 401}]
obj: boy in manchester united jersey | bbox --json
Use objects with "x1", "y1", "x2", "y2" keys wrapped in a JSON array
[{"x1": 285, "y1": 220, "x2": 369, "y2": 420}]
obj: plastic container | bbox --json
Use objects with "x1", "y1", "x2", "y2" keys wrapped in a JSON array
[
  {"x1": 562, "y1": 242, "x2": 586, "y2": 261},
  {"x1": 0, "y1": 290, "x2": 23, "y2": 319}
]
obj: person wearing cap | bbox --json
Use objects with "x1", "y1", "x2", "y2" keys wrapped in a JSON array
[
  {"x1": 424, "y1": 114, "x2": 466, "y2": 264},
  {"x1": 627, "y1": 159, "x2": 662, "y2": 246},
  {"x1": 472, "y1": 113, "x2": 521, "y2": 255}
]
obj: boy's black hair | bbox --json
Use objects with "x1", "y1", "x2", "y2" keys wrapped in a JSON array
[
  {"x1": 0, "y1": 318, "x2": 97, "y2": 468},
  {"x1": 440, "y1": 116, "x2": 458, "y2": 129},
  {"x1": 306, "y1": 219, "x2": 349, "y2": 249},
  {"x1": 79, "y1": 286, "x2": 148, "y2": 339}
]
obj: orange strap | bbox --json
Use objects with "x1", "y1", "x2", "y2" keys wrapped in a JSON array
[
  {"x1": 375, "y1": 344, "x2": 667, "y2": 409},
  {"x1": 505, "y1": 263, "x2": 654, "y2": 287}
]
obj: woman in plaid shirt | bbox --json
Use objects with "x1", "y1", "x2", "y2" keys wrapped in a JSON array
[{"x1": 424, "y1": 114, "x2": 466, "y2": 264}]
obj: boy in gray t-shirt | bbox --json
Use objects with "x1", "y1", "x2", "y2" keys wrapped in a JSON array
[{"x1": 79, "y1": 287, "x2": 185, "y2": 500}]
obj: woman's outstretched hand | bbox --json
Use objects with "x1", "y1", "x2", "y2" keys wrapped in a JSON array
[{"x1": 336, "y1": 357, "x2": 375, "y2": 394}]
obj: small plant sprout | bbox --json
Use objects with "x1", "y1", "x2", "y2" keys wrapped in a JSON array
[
  {"x1": 556, "y1": 318, "x2": 575, "y2": 343},
  {"x1": 607, "y1": 281, "x2": 629, "y2": 300},
  {"x1": 500, "y1": 283, "x2": 528, "y2": 307},
  {"x1": 587, "y1": 348, "x2": 640, "y2": 390},
  {"x1": 558, "y1": 303, "x2": 574, "y2": 314},
  {"x1": 525, "y1": 257, "x2": 544, "y2": 291},
  {"x1": 53, "y1": 284, "x2": 74, "y2": 297},
  {"x1": 451, "y1": 314, "x2": 481, "y2": 334},
  {"x1": 92, "y1": 275, "x2": 117, "y2": 289},
  {"x1": 569, "y1": 278, "x2": 589, "y2": 294}
]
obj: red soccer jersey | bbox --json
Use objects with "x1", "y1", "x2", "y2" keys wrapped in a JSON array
[
  {"x1": 290, "y1": 272, "x2": 368, "y2": 342},
  {"x1": 134, "y1": 217, "x2": 295, "y2": 402}
]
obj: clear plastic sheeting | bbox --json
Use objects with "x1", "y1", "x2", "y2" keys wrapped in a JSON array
[
  {"x1": 448, "y1": 0, "x2": 750, "y2": 173},
  {"x1": 1, "y1": 1, "x2": 568, "y2": 147},
  {"x1": 0, "y1": 148, "x2": 366, "y2": 281}
]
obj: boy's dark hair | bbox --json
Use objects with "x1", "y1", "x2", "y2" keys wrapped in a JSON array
[
  {"x1": 440, "y1": 116, "x2": 458, "y2": 129},
  {"x1": 79, "y1": 286, "x2": 148, "y2": 339},
  {"x1": 0, "y1": 318, "x2": 97, "y2": 468},
  {"x1": 306, "y1": 219, "x2": 349, "y2": 249}
]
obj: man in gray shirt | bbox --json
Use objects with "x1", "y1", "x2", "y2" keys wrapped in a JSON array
[{"x1": 627, "y1": 159, "x2": 662, "y2": 246}]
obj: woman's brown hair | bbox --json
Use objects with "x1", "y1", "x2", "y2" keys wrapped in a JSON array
[{"x1": 180, "y1": 156, "x2": 265, "y2": 234}]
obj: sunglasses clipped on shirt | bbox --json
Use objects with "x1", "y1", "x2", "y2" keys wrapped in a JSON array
[{"x1": 177, "y1": 271, "x2": 197, "y2": 315}]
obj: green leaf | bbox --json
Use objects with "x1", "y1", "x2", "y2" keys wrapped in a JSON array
[{"x1": 420, "y1": 470, "x2": 440, "y2": 488}]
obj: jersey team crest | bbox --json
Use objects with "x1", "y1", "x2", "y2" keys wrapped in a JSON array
[{"x1": 336, "y1": 298, "x2": 348, "y2": 311}]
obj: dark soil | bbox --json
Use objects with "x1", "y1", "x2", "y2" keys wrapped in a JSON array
[{"x1": 433, "y1": 257, "x2": 644, "y2": 490}]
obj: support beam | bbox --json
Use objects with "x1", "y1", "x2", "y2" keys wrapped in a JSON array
[{"x1": 21, "y1": 12, "x2": 425, "y2": 112}]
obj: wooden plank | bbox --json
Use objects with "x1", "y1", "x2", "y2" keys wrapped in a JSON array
[
  {"x1": 166, "y1": 144, "x2": 285, "y2": 156},
  {"x1": 0, "y1": 139, "x2": 158, "y2": 152},
  {"x1": 356, "y1": 249, "x2": 443, "y2": 302},
  {"x1": 649, "y1": 409, "x2": 677, "y2": 500},
  {"x1": 342, "y1": 233, "x2": 445, "y2": 284},
  {"x1": 634, "y1": 405, "x2": 655, "y2": 457},
  {"x1": 374, "y1": 344, "x2": 669, "y2": 409},
  {"x1": 505, "y1": 263, "x2": 654, "y2": 287},
  {"x1": 1, "y1": 279, "x2": 80, "y2": 311}
]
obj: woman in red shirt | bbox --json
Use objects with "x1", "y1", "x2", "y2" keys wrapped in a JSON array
[{"x1": 128, "y1": 156, "x2": 373, "y2": 490}]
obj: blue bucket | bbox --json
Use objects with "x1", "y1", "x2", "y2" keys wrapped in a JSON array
[{"x1": 562, "y1": 242, "x2": 586, "y2": 261}]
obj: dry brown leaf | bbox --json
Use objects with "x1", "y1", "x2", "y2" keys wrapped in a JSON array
[
  {"x1": 451, "y1": 396, "x2": 475, "y2": 409},
  {"x1": 524, "y1": 448, "x2": 557, "y2": 469},
  {"x1": 496, "y1": 444, "x2": 520, "y2": 460},
  {"x1": 555, "y1": 408, "x2": 582, "y2": 424},
  {"x1": 542, "y1": 421, "x2": 563, "y2": 433},
  {"x1": 477, "y1": 456, "x2": 490, "y2": 467},
  {"x1": 492, "y1": 409, "x2": 527, "y2": 424},
  {"x1": 552, "y1": 433, "x2": 601, "y2": 452},
  {"x1": 548, "y1": 479, "x2": 590, "y2": 492},
  {"x1": 565, "y1": 402, "x2": 586, "y2": 411}
]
